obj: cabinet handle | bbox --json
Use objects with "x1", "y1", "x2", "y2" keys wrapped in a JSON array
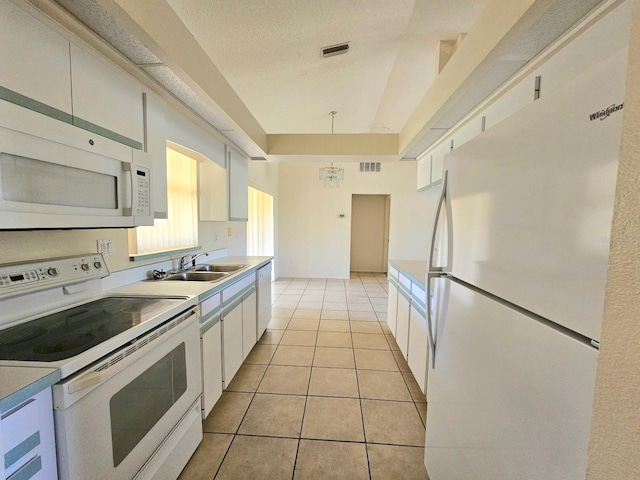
[
  {"x1": 6, "y1": 454, "x2": 41, "y2": 480},
  {"x1": 1, "y1": 398, "x2": 35, "y2": 420}
]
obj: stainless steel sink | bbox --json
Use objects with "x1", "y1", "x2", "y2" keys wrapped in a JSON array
[
  {"x1": 195, "y1": 264, "x2": 247, "y2": 273},
  {"x1": 164, "y1": 271, "x2": 228, "y2": 282}
]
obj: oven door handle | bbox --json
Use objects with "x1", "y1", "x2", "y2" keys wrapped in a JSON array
[{"x1": 67, "y1": 369, "x2": 112, "y2": 394}]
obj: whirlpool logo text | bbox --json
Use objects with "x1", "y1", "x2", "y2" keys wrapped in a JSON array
[{"x1": 589, "y1": 103, "x2": 624, "y2": 121}]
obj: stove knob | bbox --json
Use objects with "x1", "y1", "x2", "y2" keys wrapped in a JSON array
[
  {"x1": 81, "y1": 263, "x2": 90, "y2": 271},
  {"x1": 94, "y1": 261, "x2": 102, "y2": 269},
  {"x1": 47, "y1": 267, "x2": 59, "y2": 277}
]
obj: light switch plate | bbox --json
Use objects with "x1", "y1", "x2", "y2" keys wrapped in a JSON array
[{"x1": 97, "y1": 239, "x2": 114, "y2": 257}]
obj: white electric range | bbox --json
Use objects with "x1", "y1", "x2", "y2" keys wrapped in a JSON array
[{"x1": 0, "y1": 254, "x2": 203, "y2": 480}]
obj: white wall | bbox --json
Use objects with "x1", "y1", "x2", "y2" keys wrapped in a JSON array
[
  {"x1": 587, "y1": 0, "x2": 640, "y2": 477},
  {"x1": 278, "y1": 161, "x2": 430, "y2": 279}
]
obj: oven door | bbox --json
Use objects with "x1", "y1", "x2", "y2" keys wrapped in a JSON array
[{"x1": 52, "y1": 308, "x2": 201, "y2": 480}]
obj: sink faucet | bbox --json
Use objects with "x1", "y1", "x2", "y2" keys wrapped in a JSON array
[{"x1": 178, "y1": 252, "x2": 208, "y2": 270}]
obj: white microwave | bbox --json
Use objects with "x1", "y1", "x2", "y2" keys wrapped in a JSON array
[{"x1": 0, "y1": 104, "x2": 153, "y2": 230}]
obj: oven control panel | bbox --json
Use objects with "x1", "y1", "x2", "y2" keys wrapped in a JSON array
[{"x1": 0, "y1": 254, "x2": 109, "y2": 299}]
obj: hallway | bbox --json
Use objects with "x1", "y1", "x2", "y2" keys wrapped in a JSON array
[{"x1": 179, "y1": 273, "x2": 429, "y2": 479}]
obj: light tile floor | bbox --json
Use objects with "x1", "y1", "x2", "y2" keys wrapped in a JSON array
[{"x1": 179, "y1": 273, "x2": 429, "y2": 480}]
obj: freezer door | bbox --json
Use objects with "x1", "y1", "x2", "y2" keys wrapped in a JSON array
[
  {"x1": 425, "y1": 279, "x2": 597, "y2": 480},
  {"x1": 443, "y1": 2, "x2": 631, "y2": 340}
]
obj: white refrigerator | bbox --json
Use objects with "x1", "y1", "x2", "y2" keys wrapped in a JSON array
[{"x1": 424, "y1": 3, "x2": 631, "y2": 479}]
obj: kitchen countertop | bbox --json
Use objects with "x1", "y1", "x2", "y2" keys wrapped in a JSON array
[
  {"x1": 0, "y1": 255, "x2": 272, "y2": 409},
  {"x1": 0, "y1": 366, "x2": 60, "y2": 413},
  {"x1": 109, "y1": 256, "x2": 273, "y2": 301},
  {"x1": 389, "y1": 259, "x2": 427, "y2": 288}
]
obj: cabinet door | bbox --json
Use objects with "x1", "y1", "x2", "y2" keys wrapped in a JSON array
[
  {"x1": 417, "y1": 155, "x2": 432, "y2": 191},
  {"x1": 407, "y1": 305, "x2": 428, "y2": 394},
  {"x1": 0, "y1": 0, "x2": 72, "y2": 116},
  {"x1": 70, "y1": 44, "x2": 144, "y2": 148},
  {"x1": 430, "y1": 141, "x2": 449, "y2": 186},
  {"x1": 144, "y1": 92, "x2": 168, "y2": 218},
  {"x1": 222, "y1": 302, "x2": 244, "y2": 387},
  {"x1": 201, "y1": 322, "x2": 223, "y2": 418},
  {"x1": 242, "y1": 291, "x2": 257, "y2": 360},
  {"x1": 228, "y1": 147, "x2": 248, "y2": 221},
  {"x1": 257, "y1": 263, "x2": 272, "y2": 339},
  {"x1": 451, "y1": 116, "x2": 483, "y2": 152},
  {"x1": 387, "y1": 281, "x2": 399, "y2": 336},
  {"x1": 396, "y1": 290, "x2": 411, "y2": 360},
  {"x1": 199, "y1": 159, "x2": 228, "y2": 221}
]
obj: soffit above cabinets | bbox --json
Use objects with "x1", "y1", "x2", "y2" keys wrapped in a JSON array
[{"x1": 42, "y1": 0, "x2": 607, "y2": 161}]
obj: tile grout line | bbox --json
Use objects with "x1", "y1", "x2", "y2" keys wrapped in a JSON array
[
  {"x1": 289, "y1": 285, "x2": 320, "y2": 480},
  {"x1": 350, "y1": 273, "x2": 373, "y2": 480}
]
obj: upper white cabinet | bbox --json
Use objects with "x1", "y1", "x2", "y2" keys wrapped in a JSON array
[
  {"x1": 0, "y1": 0, "x2": 72, "y2": 116},
  {"x1": 199, "y1": 138, "x2": 227, "y2": 222},
  {"x1": 228, "y1": 148, "x2": 248, "y2": 221},
  {"x1": 70, "y1": 44, "x2": 144, "y2": 148},
  {"x1": 416, "y1": 155, "x2": 431, "y2": 192},
  {"x1": 144, "y1": 92, "x2": 168, "y2": 218}
]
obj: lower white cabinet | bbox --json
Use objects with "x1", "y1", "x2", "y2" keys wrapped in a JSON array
[
  {"x1": 256, "y1": 263, "x2": 272, "y2": 339},
  {"x1": 407, "y1": 305, "x2": 428, "y2": 394},
  {"x1": 388, "y1": 261, "x2": 429, "y2": 395},
  {"x1": 396, "y1": 290, "x2": 410, "y2": 361},
  {"x1": 1, "y1": 387, "x2": 57, "y2": 480},
  {"x1": 222, "y1": 299, "x2": 244, "y2": 388},
  {"x1": 241, "y1": 290, "x2": 257, "y2": 360},
  {"x1": 386, "y1": 280, "x2": 398, "y2": 336},
  {"x1": 201, "y1": 321, "x2": 222, "y2": 418}
]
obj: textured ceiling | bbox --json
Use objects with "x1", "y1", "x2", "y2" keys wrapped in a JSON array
[{"x1": 166, "y1": 0, "x2": 488, "y2": 135}]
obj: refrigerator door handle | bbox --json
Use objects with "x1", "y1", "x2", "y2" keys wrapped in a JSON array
[
  {"x1": 426, "y1": 272, "x2": 438, "y2": 369},
  {"x1": 428, "y1": 170, "x2": 448, "y2": 273}
]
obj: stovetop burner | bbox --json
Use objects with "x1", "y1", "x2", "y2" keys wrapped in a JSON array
[{"x1": 0, "y1": 296, "x2": 185, "y2": 362}]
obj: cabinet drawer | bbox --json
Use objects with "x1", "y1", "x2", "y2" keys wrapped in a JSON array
[
  {"x1": 398, "y1": 273, "x2": 412, "y2": 292},
  {"x1": 2, "y1": 399, "x2": 39, "y2": 459},
  {"x1": 201, "y1": 292, "x2": 221, "y2": 319},
  {"x1": 222, "y1": 274, "x2": 255, "y2": 306},
  {"x1": 2, "y1": 388, "x2": 56, "y2": 480}
]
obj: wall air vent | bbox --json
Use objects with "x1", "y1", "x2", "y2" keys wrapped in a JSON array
[
  {"x1": 359, "y1": 162, "x2": 381, "y2": 173},
  {"x1": 322, "y1": 42, "x2": 350, "y2": 58},
  {"x1": 251, "y1": 157, "x2": 267, "y2": 161}
]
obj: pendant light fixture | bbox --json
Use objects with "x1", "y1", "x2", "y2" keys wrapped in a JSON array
[{"x1": 319, "y1": 111, "x2": 344, "y2": 188}]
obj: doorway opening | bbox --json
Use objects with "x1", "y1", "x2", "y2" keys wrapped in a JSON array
[
  {"x1": 350, "y1": 194, "x2": 390, "y2": 273},
  {"x1": 247, "y1": 186, "x2": 274, "y2": 264}
]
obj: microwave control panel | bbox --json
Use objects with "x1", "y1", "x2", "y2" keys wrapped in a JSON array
[
  {"x1": 135, "y1": 167, "x2": 151, "y2": 216},
  {"x1": 0, "y1": 254, "x2": 109, "y2": 299}
]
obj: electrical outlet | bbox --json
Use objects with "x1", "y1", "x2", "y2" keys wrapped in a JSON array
[
  {"x1": 97, "y1": 239, "x2": 114, "y2": 257},
  {"x1": 214, "y1": 232, "x2": 219, "y2": 241}
]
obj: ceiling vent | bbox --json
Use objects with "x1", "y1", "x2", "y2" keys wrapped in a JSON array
[
  {"x1": 359, "y1": 162, "x2": 381, "y2": 173},
  {"x1": 322, "y1": 42, "x2": 350, "y2": 58},
  {"x1": 251, "y1": 156, "x2": 267, "y2": 161}
]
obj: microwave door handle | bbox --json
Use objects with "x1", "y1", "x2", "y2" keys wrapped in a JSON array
[{"x1": 122, "y1": 163, "x2": 133, "y2": 216}]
